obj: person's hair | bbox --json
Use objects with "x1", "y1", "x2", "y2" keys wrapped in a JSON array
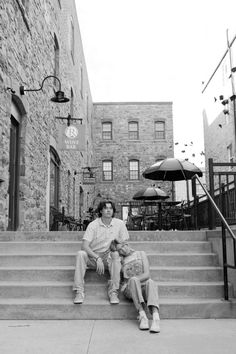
[{"x1": 97, "y1": 200, "x2": 116, "y2": 217}]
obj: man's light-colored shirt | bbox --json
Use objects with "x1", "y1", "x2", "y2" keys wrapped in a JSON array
[{"x1": 83, "y1": 217, "x2": 129, "y2": 253}]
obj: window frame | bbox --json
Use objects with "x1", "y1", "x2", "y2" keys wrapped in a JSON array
[
  {"x1": 129, "y1": 159, "x2": 139, "y2": 180},
  {"x1": 155, "y1": 121, "x2": 165, "y2": 140},
  {"x1": 50, "y1": 146, "x2": 60, "y2": 209},
  {"x1": 102, "y1": 122, "x2": 112, "y2": 140},
  {"x1": 102, "y1": 160, "x2": 113, "y2": 181},
  {"x1": 70, "y1": 20, "x2": 75, "y2": 63},
  {"x1": 128, "y1": 121, "x2": 139, "y2": 140}
]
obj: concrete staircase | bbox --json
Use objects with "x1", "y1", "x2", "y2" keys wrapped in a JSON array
[{"x1": 0, "y1": 230, "x2": 235, "y2": 319}]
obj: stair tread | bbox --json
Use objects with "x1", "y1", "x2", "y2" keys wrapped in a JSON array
[
  {"x1": 0, "y1": 252, "x2": 216, "y2": 256},
  {"x1": 0, "y1": 240, "x2": 210, "y2": 243},
  {"x1": 0, "y1": 280, "x2": 226, "y2": 286},
  {"x1": 0, "y1": 265, "x2": 221, "y2": 270},
  {"x1": 0, "y1": 298, "x2": 234, "y2": 305}
]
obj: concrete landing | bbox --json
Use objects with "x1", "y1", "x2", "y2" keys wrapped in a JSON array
[{"x1": 0, "y1": 319, "x2": 235, "y2": 354}]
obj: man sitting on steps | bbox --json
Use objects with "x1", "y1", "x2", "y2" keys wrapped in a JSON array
[{"x1": 73, "y1": 200, "x2": 129, "y2": 304}]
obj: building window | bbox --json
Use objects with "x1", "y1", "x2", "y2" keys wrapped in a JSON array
[
  {"x1": 102, "y1": 122, "x2": 112, "y2": 140},
  {"x1": 16, "y1": 0, "x2": 30, "y2": 30},
  {"x1": 73, "y1": 177, "x2": 76, "y2": 217},
  {"x1": 102, "y1": 160, "x2": 113, "y2": 181},
  {"x1": 54, "y1": 34, "x2": 60, "y2": 88},
  {"x1": 70, "y1": 88, "x2": 74, "y2": 117},
  {"x1": 227, "y1": 144, "x2": 233, "y2": 162},
  {"x1": 155, "y1": 121, "x2": 165, "y2": 139},
  {"x1": 50, "y1": 147, "x2": 60, "y2": 209},
  {"x1": 227, "y1": 144, "x2": 233, "y2": 170},
  {"x1": 67, "y1": 170, "x2": 71, "y2": 214},
  {"x1": 129, "y1": 159, "x2": 139, "y2": 180},
  {"x1": 80, "y1": 66, "x2": 83, "y2": 98},
  {"x1": 70, "y1": 20, "x2": 75, "y2": 63},
  {"x1": 128, "y1": 121, "x2": 139, "y2": 140}
]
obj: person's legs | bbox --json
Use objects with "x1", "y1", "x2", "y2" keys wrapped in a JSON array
[
  {"x1": 73, "y1": 250, "x2": 95, "y2": 304},
  {"x1": 124, "y1": 277, "x2": 149, "y2": 330},
  {"x1": 143, "y1": 279, "x2": 160, "y2": 333},
  {"x1": 106, "y1": 251, "x2": 121, "y2": 304}
]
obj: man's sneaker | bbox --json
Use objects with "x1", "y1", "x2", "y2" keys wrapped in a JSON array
[
  {"x1": 74, "y1": 291, "x2": 84, "y2": 304},
  {"x1": 138, "y1": 315, "x2": 149, "y2": 330},
  {"x1": 109, "y1": 292, "x2": 119, "y2": 304},
  {"x1": 150, "y1": 319, "x2": 160, "y2": 333}
]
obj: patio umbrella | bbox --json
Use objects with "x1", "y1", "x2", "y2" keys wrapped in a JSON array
[
  {"x1": 133, "y1": 186, "x2": 169, "y2": 200},
  {"x1": 142, "y1": 158, "x2": 203, "y2": 181}
]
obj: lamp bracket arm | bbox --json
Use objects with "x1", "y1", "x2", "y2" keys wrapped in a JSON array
[{"x1": 22, "y1": 75, "x2": 62, "y2": 93}]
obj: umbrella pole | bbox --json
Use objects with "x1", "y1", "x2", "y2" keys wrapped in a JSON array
[{"x1": 186, "y1": 180, "x2": 190, "y2": 205}]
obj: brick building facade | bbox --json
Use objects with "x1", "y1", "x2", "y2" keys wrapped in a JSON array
[{"x1": 92, "y1": 102, "x2": 174, "y2": 219}]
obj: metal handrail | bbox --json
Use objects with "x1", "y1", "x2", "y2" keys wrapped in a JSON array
[{"x1": 194, "y1": 174, "x2": 236, "y2": 300}]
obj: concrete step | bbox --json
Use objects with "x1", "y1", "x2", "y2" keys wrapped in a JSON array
[
  {"x1": 0, "y1": 252, "x2": 218, "y2": 267},
  {"x1": 0, "y1": 297, "x2": 235, "y2": 319},
  {"x1": 0, "y1": 241, "x2": 212, "y2": 253},
  {"x1": 0, "y1": 281, "x2": 232, "y2": 299},
  {"x1": 0, "y1": 266, "x2": 223, "y2": 282},
  {"x1": 0, "y1": 231, "x2": 208, "y2": 242}
]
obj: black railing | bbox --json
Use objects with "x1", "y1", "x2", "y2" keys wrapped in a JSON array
[
  {"x1": 194, "y1": 174, "x2": 236, "y2": 300},
  {"x1": 50, "y1": 206, "x2": 83, "y2": 231}
]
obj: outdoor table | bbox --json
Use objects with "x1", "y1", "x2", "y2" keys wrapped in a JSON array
[{"x1": 156, "y1": 200, "x2": 182, "y2": 230}]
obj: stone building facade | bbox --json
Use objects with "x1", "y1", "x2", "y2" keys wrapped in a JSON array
[
  {"x1": 0, "y1": 0, "x2": 94, "y2": 230},
  {"x1": 92, "y1": 102, "x2": 174, "y2": 219},
  {"x1": 0, "y1": 1, "x2": 174, "y2": 230},
  {"x1": 202, "y1": 34, "x2": 236, "y2": 187}
]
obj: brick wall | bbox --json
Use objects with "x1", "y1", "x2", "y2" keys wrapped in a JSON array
[{"x1": 92, "y1": 102, "x2": 174, "y2": 218}]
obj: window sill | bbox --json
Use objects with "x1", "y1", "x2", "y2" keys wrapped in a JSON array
[{"x1": 101, "y1": 180, "x2": 114, "y2": 183}]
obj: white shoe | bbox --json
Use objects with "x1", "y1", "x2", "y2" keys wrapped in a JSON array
[
  {"x1": 150, "y1": 319, "x2": 160, "y2": 333},
  {"x1": 74, "y1": 291, "x2": 84, "y2": 304},
  {"x1": 138, "y1": 315, "x2": 149, "y2": 330},
  {"x1": 109, "y1": 292, "x2": 119, "y2": 304}
]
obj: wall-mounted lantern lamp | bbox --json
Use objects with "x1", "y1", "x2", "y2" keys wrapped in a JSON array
[{"x1": 19, "y1": 75, "x2": 70, "y2": 103}]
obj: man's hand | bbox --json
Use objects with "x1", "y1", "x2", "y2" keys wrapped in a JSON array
[{"x1": 96, "y1": 257, "x2": 105, "y2": 275}]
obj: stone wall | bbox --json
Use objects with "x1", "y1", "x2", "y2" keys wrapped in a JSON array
[
  {"x1": 0, "y1": 0, "x2": 93, "y2": 230},
  {"x1": 92, "y1": 102, "x2": 174, "y2": 218}
]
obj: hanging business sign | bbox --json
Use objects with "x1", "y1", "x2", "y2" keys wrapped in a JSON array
[
  {"x1": 83, "y1": 170, "x2": 96, "y2": 184},
  {"x1": 58, "y1": 124, "x2": 85, "y2": 151}
]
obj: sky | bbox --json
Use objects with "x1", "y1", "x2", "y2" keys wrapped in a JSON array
[{"x1": 75, "y1": 0, "x2": 236, "y2": 167}]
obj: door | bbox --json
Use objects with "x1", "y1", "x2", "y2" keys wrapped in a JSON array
[{"x1": 8, "y1": 116, "x2": 20, "y2": 230}]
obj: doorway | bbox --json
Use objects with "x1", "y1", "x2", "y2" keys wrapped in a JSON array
[{"x1": 8, "y1": 116, "x2": 20, "y2": 230}]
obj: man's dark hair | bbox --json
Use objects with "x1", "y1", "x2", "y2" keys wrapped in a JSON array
[{"x1": 97, "y1": 200, "x2": 116, "y2": 217}]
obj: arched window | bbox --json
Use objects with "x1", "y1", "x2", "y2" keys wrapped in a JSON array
[
  {"x1": 102, "y1": 122, "x2": 112, "y2": 140},
  {"x1": 128, "y1": 121, "x2": 139, "y2": 140},
  {"x1": 50, "y1": 146, "x2": 60, "y2": 209},
  {"x1": 102, "y1": 160, "x2": 113, "y2": 181},
  {"x1": 129, "y1": 159, "x2": 139, "y2": 180}
]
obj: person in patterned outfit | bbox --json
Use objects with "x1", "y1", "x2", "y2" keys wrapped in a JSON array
[{"x1": 110, "y1": 240, "x2": 160, "y2": 333}]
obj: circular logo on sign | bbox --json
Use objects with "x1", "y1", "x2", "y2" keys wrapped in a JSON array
[{"x1": 65, "y1": 126, "x2": 78, "y2": 138}]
